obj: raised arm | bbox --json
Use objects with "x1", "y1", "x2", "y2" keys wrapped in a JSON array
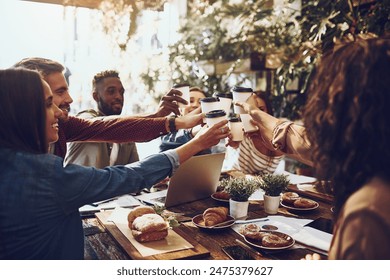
[{"x1": 234, "y1": 95, "x2": 313, "y2": 166}]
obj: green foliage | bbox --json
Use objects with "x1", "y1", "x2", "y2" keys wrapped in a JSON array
[
  {"x1": 140, "y1": 0, "x2": 389, "y2": 120},
  {"x1": 224, "y1": 177, "x2": 261, "y2": 202},
  {"x1": 152, "y1": 205, "x2": 179, "y2": 228},
  {"x1": 259, "y1": 174, "x2": 290, "y2": 196}
]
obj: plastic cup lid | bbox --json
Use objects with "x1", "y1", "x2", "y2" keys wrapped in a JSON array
[
  {"x1": 205, "y1": 109, "x2": 226, "y2": 118},
  {"x1": 200, "y1": 97, "x2": 220, "y2": 103},
  {"x1": 232, "y1": 86, "x2": 253, "y2": 92}
]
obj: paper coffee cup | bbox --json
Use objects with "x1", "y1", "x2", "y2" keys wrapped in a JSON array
[
  {"x1": 240, "y1": 114, "x2": 258, "y2": 132},
  {"x1": 172, "y1": 83, "x2": 190, "y2": 108},
  {"x1": 214, "y1": 92, "x2": 233, "y2": 117},
  {"x1": 229, "y1": 117, "x2": 244, "y2": 141},
  {"x1": 205, "y1": 109, "x2": 227, "y2": 127},
  {"x1": 232, "y1": 86, "x2": 253, "y2": 114},
  {"x1": 200, "y1": 97, "x2": 222, "y2": 122}
]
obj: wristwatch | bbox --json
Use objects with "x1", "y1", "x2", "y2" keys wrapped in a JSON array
[{"x1": 168, "y1": 115, "x2": 178, "y2": 133}]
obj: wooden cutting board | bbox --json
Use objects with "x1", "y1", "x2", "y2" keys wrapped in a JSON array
[{"x1": 95, "y1": 211, "x2": 210, "y2": 260}]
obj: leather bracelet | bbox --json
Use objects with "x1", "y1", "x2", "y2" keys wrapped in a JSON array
[{"x1": 168, "y1": 115, "x2": 178, "y2": 133}]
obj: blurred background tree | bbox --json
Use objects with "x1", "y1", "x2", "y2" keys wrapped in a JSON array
[{"x1": 100, "y1": 0, "x2": 389, "y2": 120}]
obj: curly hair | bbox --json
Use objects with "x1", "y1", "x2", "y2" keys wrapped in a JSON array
[
  {"x1": 303, "y1": 38, "x2": 390, "y2": 214},
  {"x1": 92, "y1": 70, "x2": 120, "y2": 90}
]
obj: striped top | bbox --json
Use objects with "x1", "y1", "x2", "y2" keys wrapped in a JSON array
[{"x1": 225, "y1": 136, "x2": 283, "y2": 175}]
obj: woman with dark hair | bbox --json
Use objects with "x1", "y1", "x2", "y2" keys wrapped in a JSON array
[
  {"x1": 235, "y1": 37, "x2": 390, "y2": 259},
  {"x1": 0, "y1": 68, "x2": 229, "y2": 259},
  {"x1": 0, "y1": 69, "x2": 53, "y2": 153},
  {"x1": 225, "y1": 91, "x2": 283, "y2": 175}
]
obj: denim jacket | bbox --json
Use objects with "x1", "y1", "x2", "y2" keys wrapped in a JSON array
[
  {"x1": 0, "y1": 147, "x2": 178, "y2": 259},
  {"x1": 160, "y1": 129, "x2": 211, "y2": 155}
]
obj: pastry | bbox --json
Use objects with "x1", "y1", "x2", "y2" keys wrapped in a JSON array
[
  {"x1": 239, "y1": 223, "x2": 260, "y2": 235},
  {"x1": 293, "y1": 198, "x2": 317, "y2": 208},
  {"x1": 203, "y1": 207, "x2": 228, "y2": 226},
  {"x1": 261, "y1": 233, "x2": 290, "y2": 247},
  {"x1": 131, "y1": 213, "x2": 168, "y2": 243},
  {"x1": 213, "y1": 191, "x2": 230, "y2": 200},
  {"x1": 243, "y1": 231, "x2": 270, "y2": 241},
  {"x1": 281, "y1": 192, "x2": 300, "y2": 205},
  {"x1": 127, "y1": 205, "x2": 156, "y2": 228}
]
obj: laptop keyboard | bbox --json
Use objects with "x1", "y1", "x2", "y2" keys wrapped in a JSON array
[{"x1": 152, "y1": 196, "x2": 166, "y2": 203}]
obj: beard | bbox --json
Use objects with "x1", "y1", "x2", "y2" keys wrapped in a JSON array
[{"x1": 97, "y1": 96, "x2": 122, "y2": 116}]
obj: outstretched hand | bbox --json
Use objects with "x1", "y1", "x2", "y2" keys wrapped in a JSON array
[
  {"x1": 233, "y1": 94, "x2": 259, "y2": 114},
  {"x1": 175, "y1": 108, "x2": 204, "y2": 130},
  {"x1": 225, "y1": 137, "x2": 241, "y2": 149},
  {"x1": 154, "y1": 89, "x2": 188, "y2": 117},
  {"x1": 193, "y1": 120, "x2": 230, "y2": 150}
]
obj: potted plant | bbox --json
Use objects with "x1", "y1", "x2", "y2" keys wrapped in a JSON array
[
  {"x1": 259, "y1": 174, "x2": 290, "y2": 214},
  {"x1": 223, "y1": 177, "x2": 261, "y2": 219}
]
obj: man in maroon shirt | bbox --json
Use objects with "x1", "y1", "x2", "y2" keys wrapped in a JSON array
[{"x1": 14, "y1": 57, "x2": 202, "y2": 158}]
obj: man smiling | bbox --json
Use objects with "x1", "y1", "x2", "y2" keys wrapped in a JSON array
[
  {"x1": 14, "y1": 57, "x2": 194, "y2": 158},
  {"x1": 65, "y1": 70, "x2": 139, "y2": 168}
]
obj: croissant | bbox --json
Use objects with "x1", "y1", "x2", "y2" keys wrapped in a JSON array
[{"x1": 203, "y1": 207, "x2": 228, "y2": 226}]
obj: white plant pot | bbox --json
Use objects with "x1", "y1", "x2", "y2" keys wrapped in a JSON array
[
  {"x1": 263, "y1": 194, "x2": 281, "y2": 214},
  {"x1": 229, "y1": 199, "x2": 249, "y2": 219}
]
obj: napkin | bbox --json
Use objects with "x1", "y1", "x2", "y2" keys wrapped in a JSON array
[
  {"x1": 232, "y1": 215, "x2": 332, "y2": 252},
  {"x1": 293, "y1": 226, "x2": 332, "y2": 252},
  {"x1": 107, "y1": 207, "x2": 194, "y2": 257}
]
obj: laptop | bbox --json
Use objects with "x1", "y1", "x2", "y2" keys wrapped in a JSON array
[{"x1": 137, "y1": 153, "x2": 225, "y2": 207}]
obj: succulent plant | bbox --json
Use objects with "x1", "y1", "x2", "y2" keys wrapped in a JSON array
[
  {"x1": 224, "y1": 177, "x2": 261, "y2": 202},
  {"x1": 259, "y1": 174, "x2": 290, "y2": 197}
]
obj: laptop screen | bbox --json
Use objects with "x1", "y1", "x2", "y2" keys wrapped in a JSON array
[{"x1": 138, "y1": 153, "x2": 225, "y2": 207}]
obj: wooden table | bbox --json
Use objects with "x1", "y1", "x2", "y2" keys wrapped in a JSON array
[{"x1": 82, "y1": 185, "x2": 334, "y2": 260}]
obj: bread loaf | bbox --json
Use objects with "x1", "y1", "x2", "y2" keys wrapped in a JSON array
[
  {"x1": 203, "y1": 207, "x2": 228, "y2": 226},
  {"x1": 261, "y1": 234, "x2": 290, "y2": 247},
  {"x1": 127, "y1": 205, "x2": 155, "y2": 228},
  {"x1": 293, "y1": 198, "x2": 316, "y2": 208},
  {"x1": 281, "y1": 192, "x2": 299, "y2": 205},
  {"x1": 131, "y1": 213, "x2": 168, "y2": 243}
]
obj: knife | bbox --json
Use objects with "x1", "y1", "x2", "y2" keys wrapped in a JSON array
[{"x1": 208, "y1": 219, "x2": 235, "y2": 228}]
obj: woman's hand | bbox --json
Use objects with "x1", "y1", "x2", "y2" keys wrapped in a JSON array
[
  {"x1": 174, "y1": 110, "x2": 203, "y2": 130},
  {"x1": 234, "y1": 94, "x2": 259, "y2": 114},
  {"x1": 225, "y1": 137, "x2": 240, "y2": 149},
  {"x1": 175, "y1": 119, "x2": 230, "y2": 163},
  {"x1": 192, "y1": 120, "x2": 230, "y2": 151}
]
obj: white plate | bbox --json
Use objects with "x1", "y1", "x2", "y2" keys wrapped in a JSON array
[
  {"x1": 280, "y1": 200, "x2": 319, "y2": 211},
  {"x1": 244, "y1": 231, "x2": 295, "y2": 250},
  {"x1": 192, "y1": 214, "x2": 235, "y2": 229}
]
